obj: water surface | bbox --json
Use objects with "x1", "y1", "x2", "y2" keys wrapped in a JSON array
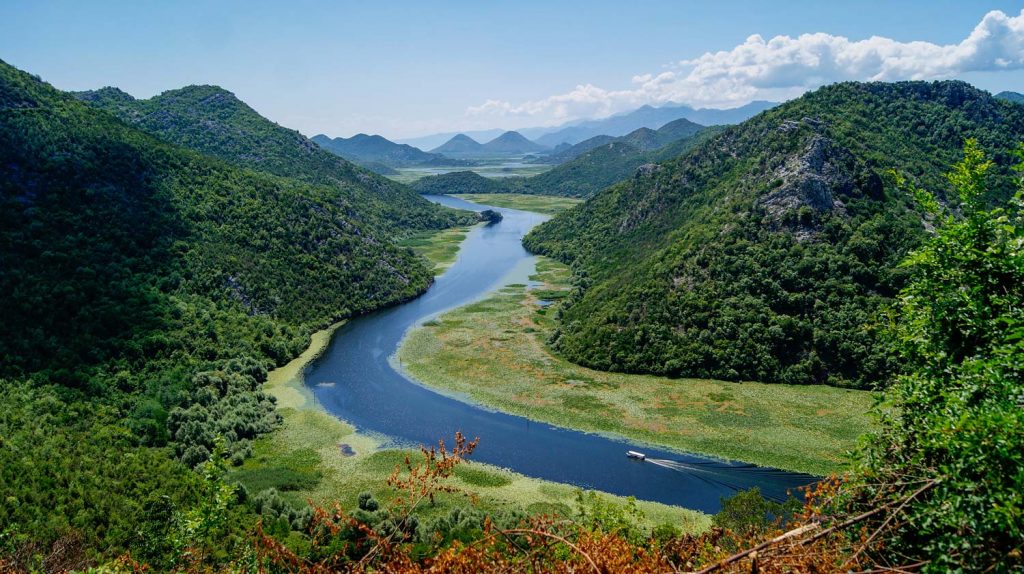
[{"x1": 306, "y1": 195, "x2": 813, "y2": 513}]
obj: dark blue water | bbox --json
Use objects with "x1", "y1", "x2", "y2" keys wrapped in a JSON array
[{"x1": 306, "y1": 195, "x2": 814, "y2": 514}]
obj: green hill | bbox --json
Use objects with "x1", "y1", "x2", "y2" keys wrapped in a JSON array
[
  {"x1": 513, "y1": 125, "x2": 721, "y2": 198},
  {"x1": 74, "y1": 84, "x2": 468, "y2": 236},
  {"x1": 995, "y1": 90, "x2": 1024, "y2": 104},
  {"x1": 410, "y1": 170, "x2": 507, "y2": 194},
  {"x1": 0, "y1": 59, "x2": 465, "y2": 559},
  {"x1": 525, "y1": 81, "x2": 1024, "y2": 387}
]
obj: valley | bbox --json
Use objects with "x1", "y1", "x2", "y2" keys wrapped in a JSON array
[{"x1": 3, "y1": 6, "x2": 1023, "y2": 565}]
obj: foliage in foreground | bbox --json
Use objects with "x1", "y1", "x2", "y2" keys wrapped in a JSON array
[{"x1": 836, "y1": 140, "x2": 1024, "y2": 572}]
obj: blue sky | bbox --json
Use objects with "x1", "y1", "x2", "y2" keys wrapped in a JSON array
[{"x1": 3, "y1": 1, "x2": 1024, "y2": 139}]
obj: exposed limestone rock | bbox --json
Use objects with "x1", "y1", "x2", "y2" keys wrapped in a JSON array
[{"x1": 760, "y1": 136, "x2": 855, "y2": 222}]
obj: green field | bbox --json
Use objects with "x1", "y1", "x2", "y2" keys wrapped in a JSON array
[
  {"x1": 234, "y1": 320, "x2": 709, "y2": 532},
  {"x1": 397, "y1": 257, "x2": 878, "y2": 476},
  {"x1": 451, "y1": 193, "x2": 583, "y2": 215},
  {"x1": 398, "y1": 225, "x2": 475, "y2": 275}
]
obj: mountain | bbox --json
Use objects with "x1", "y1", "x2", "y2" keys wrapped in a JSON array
[
  {"x1": 310, "y1": 132, "x2": 468, "y2": 168},
  {"x1": 535, "y1": 135, "x2": 617, "y2": 165},
  {"x1": 399, "y1": 101, "x2": 773, "y2": 151},
  {"x1": 516, "y1": 126, "x2": 721, "y2": 198},
  {"x1": 479, "y1": 130, "x2": 548, "y2": 154},
  {"x1": 74, "y1": 84, "x2": 469, "y2": 236},
  {"x1": 398, "y1": 128, "x2": 506, "y2": 151},
  {"x1": 1, "y1": 59, "x2": 480, "y2": 555},
  {"x1": 431, "y1": 133, "x2": 484, "y2": 154},
  {"x1": 524, "y1": 81, "x2": 1024, "y2": 388},
  {"x1": 995, "y1": 90, "x2": 1024, "y2": 104},
  {"x1": 409, "y1": 124, "x2": 716, "y2": 199},
  {"x1": 535, "y1": 118, "x2": 707, "y2": 166},
  {"x1": 534, "y1": 101, "x2": 776, "y2": 147}
]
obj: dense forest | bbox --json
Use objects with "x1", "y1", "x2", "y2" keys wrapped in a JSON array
[
  {"x1": 73, "y1": 84, "x2": 471, "y2": 235},
  {"x1": 0, "y1": 59, "x2": 474, "y2": 566},
  {"x1": 525, "y1": 81, "x2": 1024, "y2": 387}
]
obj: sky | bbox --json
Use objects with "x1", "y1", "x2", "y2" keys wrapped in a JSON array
[{"x1": 3, "y1": 1, "x2": 1024, "y2": 140}]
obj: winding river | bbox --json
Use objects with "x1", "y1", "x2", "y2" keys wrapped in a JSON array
[{"x1": 306, "y1": 195, "x2": 813, "y2": 514}]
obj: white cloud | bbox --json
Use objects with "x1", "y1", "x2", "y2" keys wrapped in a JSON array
[{"x1": 467, "y1": 9, "x2": 1024, "y2": 123}]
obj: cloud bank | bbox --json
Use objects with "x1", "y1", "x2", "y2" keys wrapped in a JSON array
[{"x1": 468, "y1": 9, "x2": 1024, "y2": 123}]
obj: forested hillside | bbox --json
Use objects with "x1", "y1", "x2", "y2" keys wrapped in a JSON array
[
  {"x1": 410, "y1": 170, "x2": 507, "y2": 195},
  {"x1": 525, "y1": 81, "x2": 1024, "y2": 387},
  {"x1": 74, "y1": 84, "x2": 470, "y2": 235},
  {"x1": 0, "y1": 59, "x2": 461, "y2": 564}
]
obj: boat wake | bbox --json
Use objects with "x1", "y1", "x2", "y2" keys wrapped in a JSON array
[{"x1": 644, "y1": 458, "x2": 802, "y2": 502}]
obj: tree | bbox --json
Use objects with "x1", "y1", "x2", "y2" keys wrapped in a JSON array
[{"x1": 849, "y1": 140, "x2": 1024, "y2": 572}]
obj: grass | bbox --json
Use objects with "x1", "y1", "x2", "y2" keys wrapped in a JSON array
[
  {"x1": 451, "y1": 193, "x2": 583, "y2": 216},
  {"x1": 398, "y1": 225, "x2": 474, "y2": 275},
  {"x1": 233, "y1": 321, "x2": 710, "y2": 532},
  {"x1": 396, "y1": 256, "x2": 878, "y2": 476}
]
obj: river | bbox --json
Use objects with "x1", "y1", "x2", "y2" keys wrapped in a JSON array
[{"x1": 306, "y1": 195, "x2": 813, "y2": 514}]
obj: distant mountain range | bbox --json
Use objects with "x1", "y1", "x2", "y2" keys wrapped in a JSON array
[
  {"x1": 413, "y1": 119, "x2": 718, "y2": 199},
  {"x1": 532, "y1": 101, "x2": 776, "y2": 147},
  {"x1": 310, "y1": 133, "x2": 471, "y2": 171},
  {"x1": 397, "y1": 101, "x2": 777, "y2": 150},
  {"x1": 535, "y1": 117, "x2": 705, "y2": 165},
  {"x1": 431, "y1": 130, "x2": 548, "y2": 156}
]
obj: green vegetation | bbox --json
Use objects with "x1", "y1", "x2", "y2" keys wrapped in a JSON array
[
  {"x1": 0, "y1": 59, "x2": 464, "y2": 563},
  {"x1": 538, "y1": 118, "x2": 706, "y2": 166},
  {"x1": 525, "y1": 81, "x2": 1024, "y2": 387},
  {"x1": 235, "y1": 323, "x2": 710, "y2": 533},
  {"x1": 451, "y1": 193, "x2": 583, "y2": 215},
  {"x1": 75, "y1": 85, "x2": 474, "y2": 237},
  {"x1": 398, "y1": 226, "x2": 475, "y2": 275},
  {"x1": 397, "y1": 257, "x2": 874, "y2": 475},
  {"x1": 840, "y1": 141, "x2": 1024, "y2": 572},
  {"x1": 410, "y1": 170, "x2": 507, "y2": 194}
]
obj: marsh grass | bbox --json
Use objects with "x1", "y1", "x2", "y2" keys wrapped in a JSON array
[
  {"x1": 397, "y1": 257, "x2": 877, "y2": 476},
  {"x1": 234, "y1": 321, "x2": 708, "y2": 531},
  {"x1": 398, "y1": 225, "x2": 473, "y2": 275}
]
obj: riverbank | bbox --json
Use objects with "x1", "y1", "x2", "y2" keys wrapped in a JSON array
[
  {"x1": 235, "y1": 323, "x2": 708, "y2": 532},
  {"x1": 397, "y1": 256, "x2": 877, "y2": 476},
  {"x1": 398, "y1": 225, "x2": 475, "y2": 275},
  {"x1": 233, "y1": 255, "x2": 709, "y2": 533}
]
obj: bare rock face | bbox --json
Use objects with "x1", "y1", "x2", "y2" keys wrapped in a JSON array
[
  {"x1": 634, "y1": 163, "x2": 661, "y2": 178},
  {"x1": 759, "y1": 135, "x2": 856, "y2": 226}
]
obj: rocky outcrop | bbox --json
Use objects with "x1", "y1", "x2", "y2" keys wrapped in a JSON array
[{"x1": 761, "y1": 136, "x2": 855, "y2": 216}]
